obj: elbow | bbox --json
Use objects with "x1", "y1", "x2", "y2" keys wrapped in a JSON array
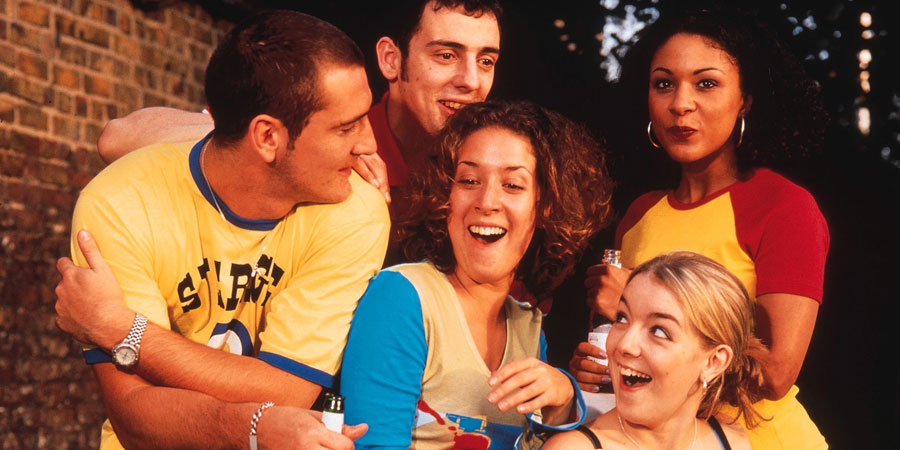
[
  {"x1": 97, "y1": 118, "x2": 126, "y2": 164},
  {"x1": 761, "y1": 362, "x2": 800, "y2": 400}
]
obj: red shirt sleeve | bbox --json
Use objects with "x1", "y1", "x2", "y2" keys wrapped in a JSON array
[{"x1": 733, "y1": 170, "x2": 829, "y2": 302}]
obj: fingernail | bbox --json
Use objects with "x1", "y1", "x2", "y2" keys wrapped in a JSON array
[
  {"x1": 590, "y1": 385, "x2": 599, "y2": 392},
  {"x1": 601, "y1": 376, "x2": 611, "y2": 384},
  {"x1": 599, "y1": 352, "x2": 608, "y2": 359},
  {"x1": 372, "y1": 179, "x2": 380, "y2": 188},
  {"x1": 79, "y1": 229, "x2": 90, "y2": 241},
  {"x1": 487, "y1": 393, "x2": 496, "y2": 402},
  {"x1": 488, "y1": 377, "x2": 497, "y2": 385},
  {"x1": 498, "y1": 401, "x2": 507, "y2": 410}
]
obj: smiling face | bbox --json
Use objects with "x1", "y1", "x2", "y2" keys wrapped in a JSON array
[
  {"x1": 608, "y1": 273, "x2": 714, "y2": 427},
  {"x1": 394, "y1": 2, "x2": 500, "y2": 135},
  {"x1": 447, "y1": 127, "x2": 537, "y2": 287},
  {"x1": 648, "y1": 33, "x2": 748, "y2": 169},
  {"x1": 278, "y1": 64, "x2": 376, "y2": 204}
]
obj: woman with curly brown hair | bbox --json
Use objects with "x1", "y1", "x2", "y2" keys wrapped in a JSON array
[
  {"x1": 571, "y1": 6, "x2": 829, "y2": 449},
  {"x1": 340, "y1": 100, "x2": 614, "y2": 449}
]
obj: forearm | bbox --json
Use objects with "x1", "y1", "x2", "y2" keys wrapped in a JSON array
[
  {"x1": 753, "y1": 293, "x2": 819, "y2": 400},
  {"x1": 97, "y1": 107, "x2": 213, "y2": 163},
  {"x1": 135, "y1": 323, "x2": 321, "y2": 407},
  {"x1": 95, "y1": 364, "x2": 257, "y2": 450}
]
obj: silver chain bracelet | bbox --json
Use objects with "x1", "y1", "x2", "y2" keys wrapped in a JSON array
[{"x1": 249, "y1": 401, "x2": 275, "y2": 450}]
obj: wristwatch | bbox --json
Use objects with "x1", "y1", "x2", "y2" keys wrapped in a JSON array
[{"x1": 111, "y1": 313, "x2": 147, "y2": 368}]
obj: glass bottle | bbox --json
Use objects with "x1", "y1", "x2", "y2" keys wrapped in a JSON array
[{"x1": 322, "y1": 392, "x2": 344, "y2": 432}]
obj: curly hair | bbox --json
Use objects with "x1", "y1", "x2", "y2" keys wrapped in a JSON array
[
  {"x1": 397, "y1": 100, "x2": 614, "y2": 299},
  {"x1": 629, "y1": 251, "x2": 767, "y2": 428},
  {"x1": 617, "y1": 4, "x2": 829, "y2": 175}
]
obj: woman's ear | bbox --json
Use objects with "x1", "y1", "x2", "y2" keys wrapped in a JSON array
[
  {"x1": 741, "y1": 95, "x2": 753, "y2": 117},
  {"x1": 702, "y1": 344, "x2": 734, "y2": 383},
  {"x1": 376, "y1": 37, "x2": 402, "y2": 82}
]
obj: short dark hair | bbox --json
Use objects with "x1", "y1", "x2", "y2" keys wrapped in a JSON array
[
  {"x1": 205, "y1": 10, "x2": 365, "y2": 145},
  {"x1": 398, "y1": 100, "x2": 614, "y2": 299},
  {"x1": 619, "y1": 5, "x2": 828, "y2": 174},
  {"x1": 385, "y1": 0, "x2": 502, "y2": 57}
]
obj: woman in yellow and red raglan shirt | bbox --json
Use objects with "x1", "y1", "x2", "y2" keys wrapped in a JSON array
[{"x1": 569, "y1": 6, "x2": 830, "y2": 450}]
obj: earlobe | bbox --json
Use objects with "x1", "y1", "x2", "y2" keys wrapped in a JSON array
[
  {"x1": 248, "y1": 114, "x2": 282, "y2": 164},
  {"x1": 376, "y1": 37, "x2": 401, "y2": 82}
]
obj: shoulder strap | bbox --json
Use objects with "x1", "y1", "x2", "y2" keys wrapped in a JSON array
[
  {"x1": 574, "y1": 424, "x2": 603, "y2": 449},
  {"x1": 706, "y1": 416, "x2": 733, "y2": 450}
]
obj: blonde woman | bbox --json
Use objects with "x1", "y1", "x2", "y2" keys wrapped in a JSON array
[{"x1": 549, "y1": 252, "x2": 762, "y2": 449}]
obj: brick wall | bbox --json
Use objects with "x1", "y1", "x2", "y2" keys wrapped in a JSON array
[{"x1": 0, "y1": 1, "x2": 229, "y2": 447}]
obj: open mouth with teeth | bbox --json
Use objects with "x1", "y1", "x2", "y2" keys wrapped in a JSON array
[
  {"x1": 468, "y1": 225, "x2": 507, "y2": 243},
  {"x1": 620, "y1": 367, "x2": 653, "y2": 387},
  {"x1": 439, "y1": 100, "x2": 465, "y2": 112}
]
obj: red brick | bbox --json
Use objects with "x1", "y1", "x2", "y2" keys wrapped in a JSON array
[
  {"x1": 0, "y1": 18, "x2": 6, "y2": 40},
  {"x1": 55, "y1": 14, "x2": 75, "y2": 37},
  {"x1": 84, "y1": 74, "x2": 111, "y2": 97},
  {"x1": 53, "y1": 116, "x2": 80, "y2": 141},
  {"x1": 0, "y1": 151, "x2": 26, "y2": 177},
  {"x1": 115, "y1": 36, "x2": 137, "y2": 59},
  {"x1": 10, "y1": 22, "x2": 53, "y2": 56},
  {"x1": 38, "y1": 161, "x2": 68, "y2": 185},
  {"x1": 118, "y1": 14, "x2": 132, "y2": 35},
  {"x1": 193, "y1": 23, "x2": 213, "y2": 45},
  {"x1": 8, "y1": 75, "x2": 52, "y2": 105},
  {"x1": 55, "y1": 90, "x2": 73, "y2": 113},
  {"x1": 53, "y1": 66, "x2": 81, "y2": 90},
  {"x1": 143, "y1": 92, "x2": 166, "y2": 107},
  {"x1": 113, "y1": 83, "x2": 138, "y2": 106},
  {"x1": 171, "y1": 14, "x2": 190, "y2": 35},
  {"x1": 105, "y1": 7, "x2": 118, "y2": 27},
  {"x1": 106, "y1": 103, "x2": 118, "y2": 119},
  {"x1": 18, "y1": 104, "x2": 47, "y2": 130},
  {"x1": 6, "y1": 130, "x2": 41, "y2": 155},
  {"x1": 84, "y1": 122, "x2": 103, "y2": 145},
  {"x1": 78, "y1": 0, "x2": 103, "y2": 22},
  {"x1": 17, "y1": 52, "x2": 48, "y2": 79},
  {"x1": 0, "y1": 98, "x2": 13, "y2": 123},
  {"x1": 140, "y1": 45, "x2": 166, "y2": 68},
  {"x1": 77, "y1": 23, "x2": 110, "y2": 48},
  {"x1": 88, "y1": 99, "x2": 103, "y2": 121},
  {"x1": 18, "y1": 2, "x2": 51, "y2": 28},
  {"x1": 74, "y1": 95, "x2": 87, "y2": 117},
  {"x1": 58, "y1": 42, "x2": 87, "y2": 65},
  {"x1": 0, "y1": 42, "x2": 14, "y2": 68}
]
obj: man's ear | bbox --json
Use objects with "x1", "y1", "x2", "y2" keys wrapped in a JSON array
[
  {"x1": 247, "y1": 114, "x2": 284, "y2": 164},
  {"x1": 376, "y1": 37, "x2": 402, "y2": 82}
]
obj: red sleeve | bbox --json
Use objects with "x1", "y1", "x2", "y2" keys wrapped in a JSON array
[
  {"x1": 615, "y1": 191, "x2": 667, "y2": 248},
  {"x1": 733, "y1": 170, "x2": 830, "y2": 302}
]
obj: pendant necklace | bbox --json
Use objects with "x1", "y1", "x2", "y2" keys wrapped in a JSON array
[
  {"x1": 199, "y1": 139, "x2": 278, "y2": 303},
  {"x1": 617, "y1": 411, "x2": 697, "y2": 450}
]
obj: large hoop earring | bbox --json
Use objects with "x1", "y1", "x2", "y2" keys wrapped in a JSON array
[
  {"x1": 736, "y1": 116, "x2": 745, "y2": 147},
  {"x1": 647, "y1": 121, "x2": 662, "y2": 149}
]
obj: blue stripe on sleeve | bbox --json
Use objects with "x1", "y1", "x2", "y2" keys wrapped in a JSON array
[
  {"x1": 341, "y1": 270, "x2": 427, "y2": 450},
  {"x1": 539, "y1": 329, "x2": 548, "y2": 363},
  {"x1": 258, "y1": 352, "x2": 335, "y2": 388}
]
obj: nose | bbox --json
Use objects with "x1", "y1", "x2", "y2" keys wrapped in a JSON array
[
  {"x1": 668, "y1": 85, "x2": 695, "y2": 116},
  {"x1": 611, "y1": 323, "x2": 641, "y2": 359},
  {"x1": 351, "y1": 117, "x2": 377, "y2": 156},
  {"x1": 453, "y1": 57, "x2": 481, "y2": 92},
  {"x1": 474, "y1": 181, "x2": 501, "y2": 214}
]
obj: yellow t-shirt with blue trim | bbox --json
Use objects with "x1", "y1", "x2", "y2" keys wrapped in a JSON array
[{"x1": 72, "y1": 137, "x2": 389, "y2": 449}]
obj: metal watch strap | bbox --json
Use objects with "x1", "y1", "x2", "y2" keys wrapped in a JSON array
[
  {"x1": 249, "y1": 401, "x2": 275, "y2": 450},
  {"x1": 125, "y1": 313, "x2": 148, "y2": 346}
]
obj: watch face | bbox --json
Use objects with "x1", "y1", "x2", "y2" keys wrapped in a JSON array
[{"x1": 113, "y1": 344, "x2": 138, "y2": 367}]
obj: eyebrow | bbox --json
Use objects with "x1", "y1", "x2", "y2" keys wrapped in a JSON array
[
  {"x1": 334, "y1": 112, "x2": 369, "y2": 129},
  {"x1": 619, "y1": 296, "x2": 681, "y2": 325},
  {"x1": 457, "y1": 161, "x2": 532, "y2": 173},
  {"x1": 652, "y1": 67, "x2": 725, "y2": 76},
  {"x1": 426, "y1": 40, "x2": 500, "y2": 55}
]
